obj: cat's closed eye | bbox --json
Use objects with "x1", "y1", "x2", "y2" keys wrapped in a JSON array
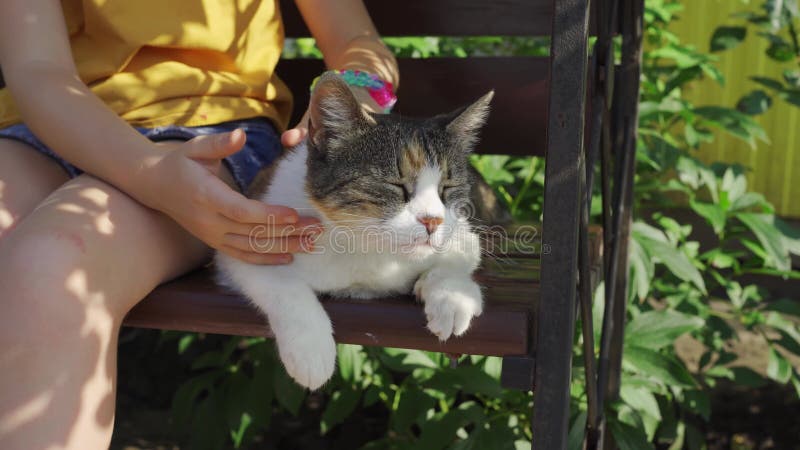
[
  {"x1": 438, "y1": 180, "x2": 463, "y2": 202},
  {"x1": 387, "y1": 182, "x2": 413, "y2": 202}
]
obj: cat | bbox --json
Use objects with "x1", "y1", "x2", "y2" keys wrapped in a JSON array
[{"x1": 216, "y1": 72, "x2": 492, "y2": 389}]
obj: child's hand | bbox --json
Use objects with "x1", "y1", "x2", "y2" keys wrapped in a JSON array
[
  {"x1": 281, "y1": 111, "x2": 309, "y2": 148},
  {"x1": 139, "y1": 130, "x2": 321, "y2": 264}
]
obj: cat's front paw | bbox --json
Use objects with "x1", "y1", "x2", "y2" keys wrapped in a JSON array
[
  {"x1": 415, "y1": 276, "x2": 483, "y2": 341},
  {"x1": 276, "y1": 329, "x2": 336, "y2": 390}
]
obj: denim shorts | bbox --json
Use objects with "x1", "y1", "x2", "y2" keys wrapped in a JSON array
[{"x1": 0, "y1": 117, "x2": 283, "y2": 192}]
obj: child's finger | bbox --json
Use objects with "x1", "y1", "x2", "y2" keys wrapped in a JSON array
[
  {"x1": 281, "y1": 127, "x2": 307, "y2": 147},
  {"x1": 219, "y1": 246, "x2": 294, "y2": 265},
  {"x1": 224, "y1": 216, "x2": 322, "y2": 237},
  {"x1": 223, "y1": 234, "x2": 311, "y2": 254},
  {"x1": 185, "y1": 129, "x2": 247, "y2": 160},
  {"x1": 205, "y1": 181, "x2": 298, "y2": 224}
]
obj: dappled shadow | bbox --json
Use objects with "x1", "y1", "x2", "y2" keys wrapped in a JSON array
[{"x1": 0, "y1": 169, "x2": 208, "y2": 448}]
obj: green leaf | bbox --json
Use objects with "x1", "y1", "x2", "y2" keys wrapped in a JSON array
[
  {"x1": 273, "y1": 366, "x2": 306, "y2": 416},
  {"x1": 705, "y1": 365, "x2": 735, "y2": 380},
  {"x1": 623, "y1": 345, "x2": 698, "y2": 388},
  {"x1": 567, "y1": 411, "x2": 587, "y2": 450},
  {"x1": 222, "y1": 372, "x2": 251, "y2": 431},
  {"x1": 775, "y1": 217, "x2": 800, "y2": 255},
  {"x1": 390, "y1": 388, "x2": 437, "y2": 431},
  {"x1": 767, "y1": 347, "x2": 792, "y2": 383},
  {"x1": 620, "y1": 385, "x2": 661, "y2": 421},
  {"x1": 702, "y1": 248, "x2": 737, "y2": 270},
  {"x1": 730, "y1": 366, "x2": 768, "y2": 388},
  {"x1": 721, "y1": 167, "x2": 748, "y2": 204},
  {"x1": 725, "y1": 282, "x2": 762, "y2": 309},
  {"x1": 684, "y1": 123, "x2": 700, "y2": 147},
  {"x1": 681, "y1": 390, "x2": 710, "y2": 421},
  {"x1": 321, "y1": 387, "x2": 361, "y2": 434},
  {"x1": 736, "y1": 213, "x2": 791, "y2": 271},
  {"x1": 741, "y1": 238, "x2": 770, "y2": 262},
  {"x1": 767, "y1": 41, "x2": 795, "y2": 62},
  {"x1": 247, "y1": 360, "x2": 274, "y2": 428},
  {"x1": 765, "y1": 298, "x2": 800, "y2": 317},
  {"x1": 694, "y1": 106, "x2": 769, "y2": 149},
  {"x1": 625, "y1": 310, "x2": 704, "y2": 350},
  {"x1": 765, "y1": 312, "x2": 800, "y2": 350},
  {"x1": 417, "y1": 402, "x2": 485, "y2": 450},
  {"x1": 675, "y1": 155, "x2": 718, "y2": 202},
  {"x1": 190, "y1": 392, "x2": 229, "y2": 450},
  {"x1": 731, "y1": 192, "x2": 769, "y2": 212},
  {"x1": 230, "y1": 412, "x2": 252, "y2": 448},
  {"x1": 710, "y1": 26, "x2": 747, "y2": 52},
  {"x1": 632, "y1": 221, "x2": 669, "y2": 242},
  {"x1": 472, "y1": 421, "x2": 518, "y2": 450},
  {"x1": 450, "y1": 365, "x2": 505, "y2": 397},
  {"x1": 628, "y1": 238, "x2": 653, "y2": 302},
  {"x1": 689, "y1": 199, "x2": 726, "y2": 234},
  {"x1": 633, "y1": 232, "x2": 707, "y2": 294},
  {"x1": 664, "y1": 66, "x2": 704, "y2": 97},
  {"x1": 752, "y1": 75, "x2": 800, "y2": 108},
  {"x1": 379, "y1": 348, "x2": 439, "y2": 372},
  {"x1": 785, "y1": 69, "x2": 800, "y2": 87},
  {"x1": 751, "y1": 75, "x2": 785, "y2": 91},
  {"x1": 337, "y1": 344, "x2": 363, "y2": 383},
  {"x1": 737, "y1": 90, "x2": 773, "y2": 115},
  {"x1": 178, "y1": 333, "x2": 196, "y2": 354},
  {"x1": 484, "y1": 357, "x2": 503, "y2": 381},
  {"x1": 609, "y1": 420, "x2": 654, "y2": 450},
  {"x1": 172, "y1": 370, "x2": 225, "y2": 429}
]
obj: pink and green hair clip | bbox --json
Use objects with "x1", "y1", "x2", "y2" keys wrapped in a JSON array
[{"x1": 311, "y1": 70, "x2": 397, "y2": 113}]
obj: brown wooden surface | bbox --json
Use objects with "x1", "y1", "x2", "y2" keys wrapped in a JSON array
[
  {"x1": 125, "y1": 260, "x2": 535, "y2": 356},
  {"x1": 280, "y1": 0, "x2": 557, "y2": 37},
  {"x1": 124, "y1": 227, "x2": 602, "y2": 356},
  {"x1": 280, "y1": 0, "x2": 604, "y2": 37},
  {"x1": 277, "y1": 57, "x2": 550, "y2": 156}
]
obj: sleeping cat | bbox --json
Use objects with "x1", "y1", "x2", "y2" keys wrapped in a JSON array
[{"x1": 216, "y1": 73, "x2": 492, "y2": 389}]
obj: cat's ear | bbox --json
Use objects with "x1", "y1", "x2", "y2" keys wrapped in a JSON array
[
  {"x1": 308, "y1": 72, "x2": 375, "y2": 149},
  {"x1": 446, "y1": 90, "x2": 494, "y2": 151}
]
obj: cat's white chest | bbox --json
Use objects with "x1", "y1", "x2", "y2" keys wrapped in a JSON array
[{"x1": 291, "y1": 242, "x2": 434, "y2": 298}]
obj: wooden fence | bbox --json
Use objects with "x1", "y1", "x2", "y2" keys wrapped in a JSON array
[{"x1": 671, "y1": 0, "x2": 800, "y2": 217}]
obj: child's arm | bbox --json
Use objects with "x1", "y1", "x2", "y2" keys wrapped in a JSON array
[
  {"x1": 282, "y1": 0, "x2": 399, "y2": 146},
  {"x1": 295, "y1": 0, "x2": 398, "y2": 91},
  {"x1": 0, "y1": 0, "x2": 314, "y2": 264}
]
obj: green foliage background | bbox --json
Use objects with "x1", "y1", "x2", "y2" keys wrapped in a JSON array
[{"x1": 160, "y1": 1, "x2": 800, "y2": 448}]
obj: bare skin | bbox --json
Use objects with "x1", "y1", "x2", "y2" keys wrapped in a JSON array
[{"x1": 0, "y1": 0, "x2": 398, "y2": 448}]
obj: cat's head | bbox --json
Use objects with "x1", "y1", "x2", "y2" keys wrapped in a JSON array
[{"x1": 305, "y1": 72, "x2": 492, "y2": 255}]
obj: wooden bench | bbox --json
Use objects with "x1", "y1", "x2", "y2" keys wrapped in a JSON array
[{"x1": 1, "y1": 1, "x2": 644, "y2": 448}]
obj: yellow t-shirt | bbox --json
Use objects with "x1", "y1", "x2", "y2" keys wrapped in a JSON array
[{"x1": 0, "y1": 0, "x2": 293, "y2": 130}]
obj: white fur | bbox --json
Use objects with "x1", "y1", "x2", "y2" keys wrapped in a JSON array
[{"x1": 215, "y1": 142, "x2": 482, "y2": 389}]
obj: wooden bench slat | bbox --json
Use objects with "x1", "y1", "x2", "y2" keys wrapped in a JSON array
[
  {"x1": 125, "y1": 259, "x2": 537, "y2": 356},
  {"x1": 280, "y1": 0, "x2": 557, "y2": 37},
  {"x1": 277, "y1": 57, "x2": 549, "y2": 156},
  {"x1": 124, "y1": 227, "x2": 602, "y2": 356}
]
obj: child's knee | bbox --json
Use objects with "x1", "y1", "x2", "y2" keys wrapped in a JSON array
[{"x1": 0, "y1": 232, "x2": 129, "y2": 335}]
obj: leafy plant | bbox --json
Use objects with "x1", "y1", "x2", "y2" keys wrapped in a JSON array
[{"x1": 712, "y1": 0, "x2": 800, "y2": 114}]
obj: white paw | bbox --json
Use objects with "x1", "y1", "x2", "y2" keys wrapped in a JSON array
[
  {"x1": 276, "y1": 329, "x2": 336, "y2": 390},
  {"x1": 415, "y1": 276, "x2": 483, "y2": 341}
]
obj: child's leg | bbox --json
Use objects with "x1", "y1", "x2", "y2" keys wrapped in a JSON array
[
  {"x1": 0, "y1": 140, "x2": 70, "y2": 238},
  {"x1": 0, "y1": 169, "x2": 211, "y2": 449}
]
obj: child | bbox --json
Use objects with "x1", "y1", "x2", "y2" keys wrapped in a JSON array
[{"x1": 0, "y1": 1, "x2": 398, "y2": 448}]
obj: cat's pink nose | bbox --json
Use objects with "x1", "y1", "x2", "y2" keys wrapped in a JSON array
[{"x1": 418, "y1": 215, "x2": 443, "y2": 235}]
